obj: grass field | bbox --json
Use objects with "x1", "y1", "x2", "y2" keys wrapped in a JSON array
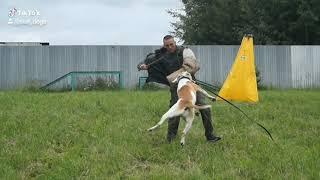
[{"x1": 0, "y1": 90, "x2": 319, "y2": 179}]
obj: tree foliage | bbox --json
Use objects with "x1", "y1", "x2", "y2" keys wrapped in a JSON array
[{"x1": 169, "y1": 0, "x2": 320, "y2": 44}]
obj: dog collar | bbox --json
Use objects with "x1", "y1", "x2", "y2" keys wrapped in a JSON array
[
  {"x1": 179, "y1": 76, "x2": 191, "y2": 81},
  {"x1": 177, "y1": 76, "x2": 192, "y2": 83}
]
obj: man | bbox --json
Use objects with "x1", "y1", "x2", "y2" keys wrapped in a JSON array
[{"x1": 138, "y1": 35, "x2": 221, "y2": 143}]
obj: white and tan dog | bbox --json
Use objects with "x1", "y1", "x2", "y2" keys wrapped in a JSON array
[{"x1": 147, "y1": 71, "x2": 216, "y2": 145}]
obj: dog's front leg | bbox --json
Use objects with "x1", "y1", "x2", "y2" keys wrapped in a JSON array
[{"x1": 197, "y1": 87, "x2": 216, "y2": 101}]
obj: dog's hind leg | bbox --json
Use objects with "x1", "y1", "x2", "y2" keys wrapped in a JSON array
[
  {"x1": 180, "y1": 108, "x2": 195, "y2": 146},
  {"x1": 148, "y1": 101, "x2": 184, "y2": 132}
]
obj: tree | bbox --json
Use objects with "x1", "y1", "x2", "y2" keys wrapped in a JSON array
[{"x1": 169, "y1": 0, "x2": 320, "y2": 44}]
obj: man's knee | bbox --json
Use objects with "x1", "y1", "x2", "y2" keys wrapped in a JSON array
[
  {"x1": 199, "y1": 108, "x2": 211, "y2": 116},
  {"x1": 167, "y1": 117, "x2": 180, "y2": 138},
  {"x1": 196, "y1": 92, "x2": 207, "y2": 105}
]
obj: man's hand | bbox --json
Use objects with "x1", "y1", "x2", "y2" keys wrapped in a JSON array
[
  {"x1": 139, "y1": 64, "x2": 148, "y2": 70},
  {"x1": 138, "y1": 64, "x2": 148, "y2": 71}
]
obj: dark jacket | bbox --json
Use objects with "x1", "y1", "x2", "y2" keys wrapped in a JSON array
[{"x1": 139, "y1": 46, "x2": 184, "y2": 86}]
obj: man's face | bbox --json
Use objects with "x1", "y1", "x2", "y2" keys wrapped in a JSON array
[{"x1": 163, "y1": 38, "x2": 177, "y2": 53}]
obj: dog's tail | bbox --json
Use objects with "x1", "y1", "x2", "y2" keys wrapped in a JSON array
[
  {"x1": 190, "y1": 104, "x2": 211, "y2": 110},
  {"x1": 182, "y1": 100, "x2": 211, "y2": 110}
]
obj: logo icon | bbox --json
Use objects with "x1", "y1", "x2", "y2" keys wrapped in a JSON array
[{"x1": 8, "y1": 8, "x2": 17, "y2": 17}]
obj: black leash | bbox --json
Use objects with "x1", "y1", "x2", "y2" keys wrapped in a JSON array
[
  {"x1": 195, "y1": 79, "x2": 221, "y2": 91},
  {"x1": 196, "y1": 80, "x2": 274, "y2": 141}
]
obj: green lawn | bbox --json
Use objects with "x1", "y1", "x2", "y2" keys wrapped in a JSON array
[{"x1": 0, "y1": 90, "x2": 319, "y2": 179}]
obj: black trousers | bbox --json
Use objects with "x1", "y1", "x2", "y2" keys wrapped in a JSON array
[{"x1": 167, "y1": 85, "x2": 215, "y2": 140}]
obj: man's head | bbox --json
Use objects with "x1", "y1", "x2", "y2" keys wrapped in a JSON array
[{"x1": 163, "y1": 35, "x2": 177, "y2": 53}]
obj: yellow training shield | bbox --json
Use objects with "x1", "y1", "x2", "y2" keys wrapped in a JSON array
[{"x1": 218, "y1": 35, "x2": 259, "y2": 103}]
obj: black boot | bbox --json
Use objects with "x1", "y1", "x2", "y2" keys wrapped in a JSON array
[{"x1": 207, "y1": 136, "x2": 221, "y2": 143}]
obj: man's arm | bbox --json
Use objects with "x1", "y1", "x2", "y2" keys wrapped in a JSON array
[
  {"x1": 182, "y1": 48, "x2": 200, "y2": 75},
  {"x1": 137, "y1": 47, "x2": 167, "y2": 71}
]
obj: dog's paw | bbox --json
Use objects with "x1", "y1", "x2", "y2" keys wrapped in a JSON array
[{"x1": 180, "y1": 138, "x2": 185, "y2": 146}]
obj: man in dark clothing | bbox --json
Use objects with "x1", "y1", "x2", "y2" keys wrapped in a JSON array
[{"x1": 138, "y1": 35, "x2": 221, "y2": 143}]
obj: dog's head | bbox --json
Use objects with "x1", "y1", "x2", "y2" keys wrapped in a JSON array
[{"x1": 172, "y1": 71, "x2": 193, "y2": 84}]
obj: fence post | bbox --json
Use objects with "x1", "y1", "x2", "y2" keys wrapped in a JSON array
[{"x1": 71, "y1": 72, "x2": 76, "y2": 91}]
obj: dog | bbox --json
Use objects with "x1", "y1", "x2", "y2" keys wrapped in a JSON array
[{"x1": 147, "y1": 71, "x2": 216, "y2": 145}]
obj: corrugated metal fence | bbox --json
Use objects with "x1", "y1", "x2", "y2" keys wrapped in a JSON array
[{"x1": 0, "y1": 45, "x2": 319, "y2": 90}]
